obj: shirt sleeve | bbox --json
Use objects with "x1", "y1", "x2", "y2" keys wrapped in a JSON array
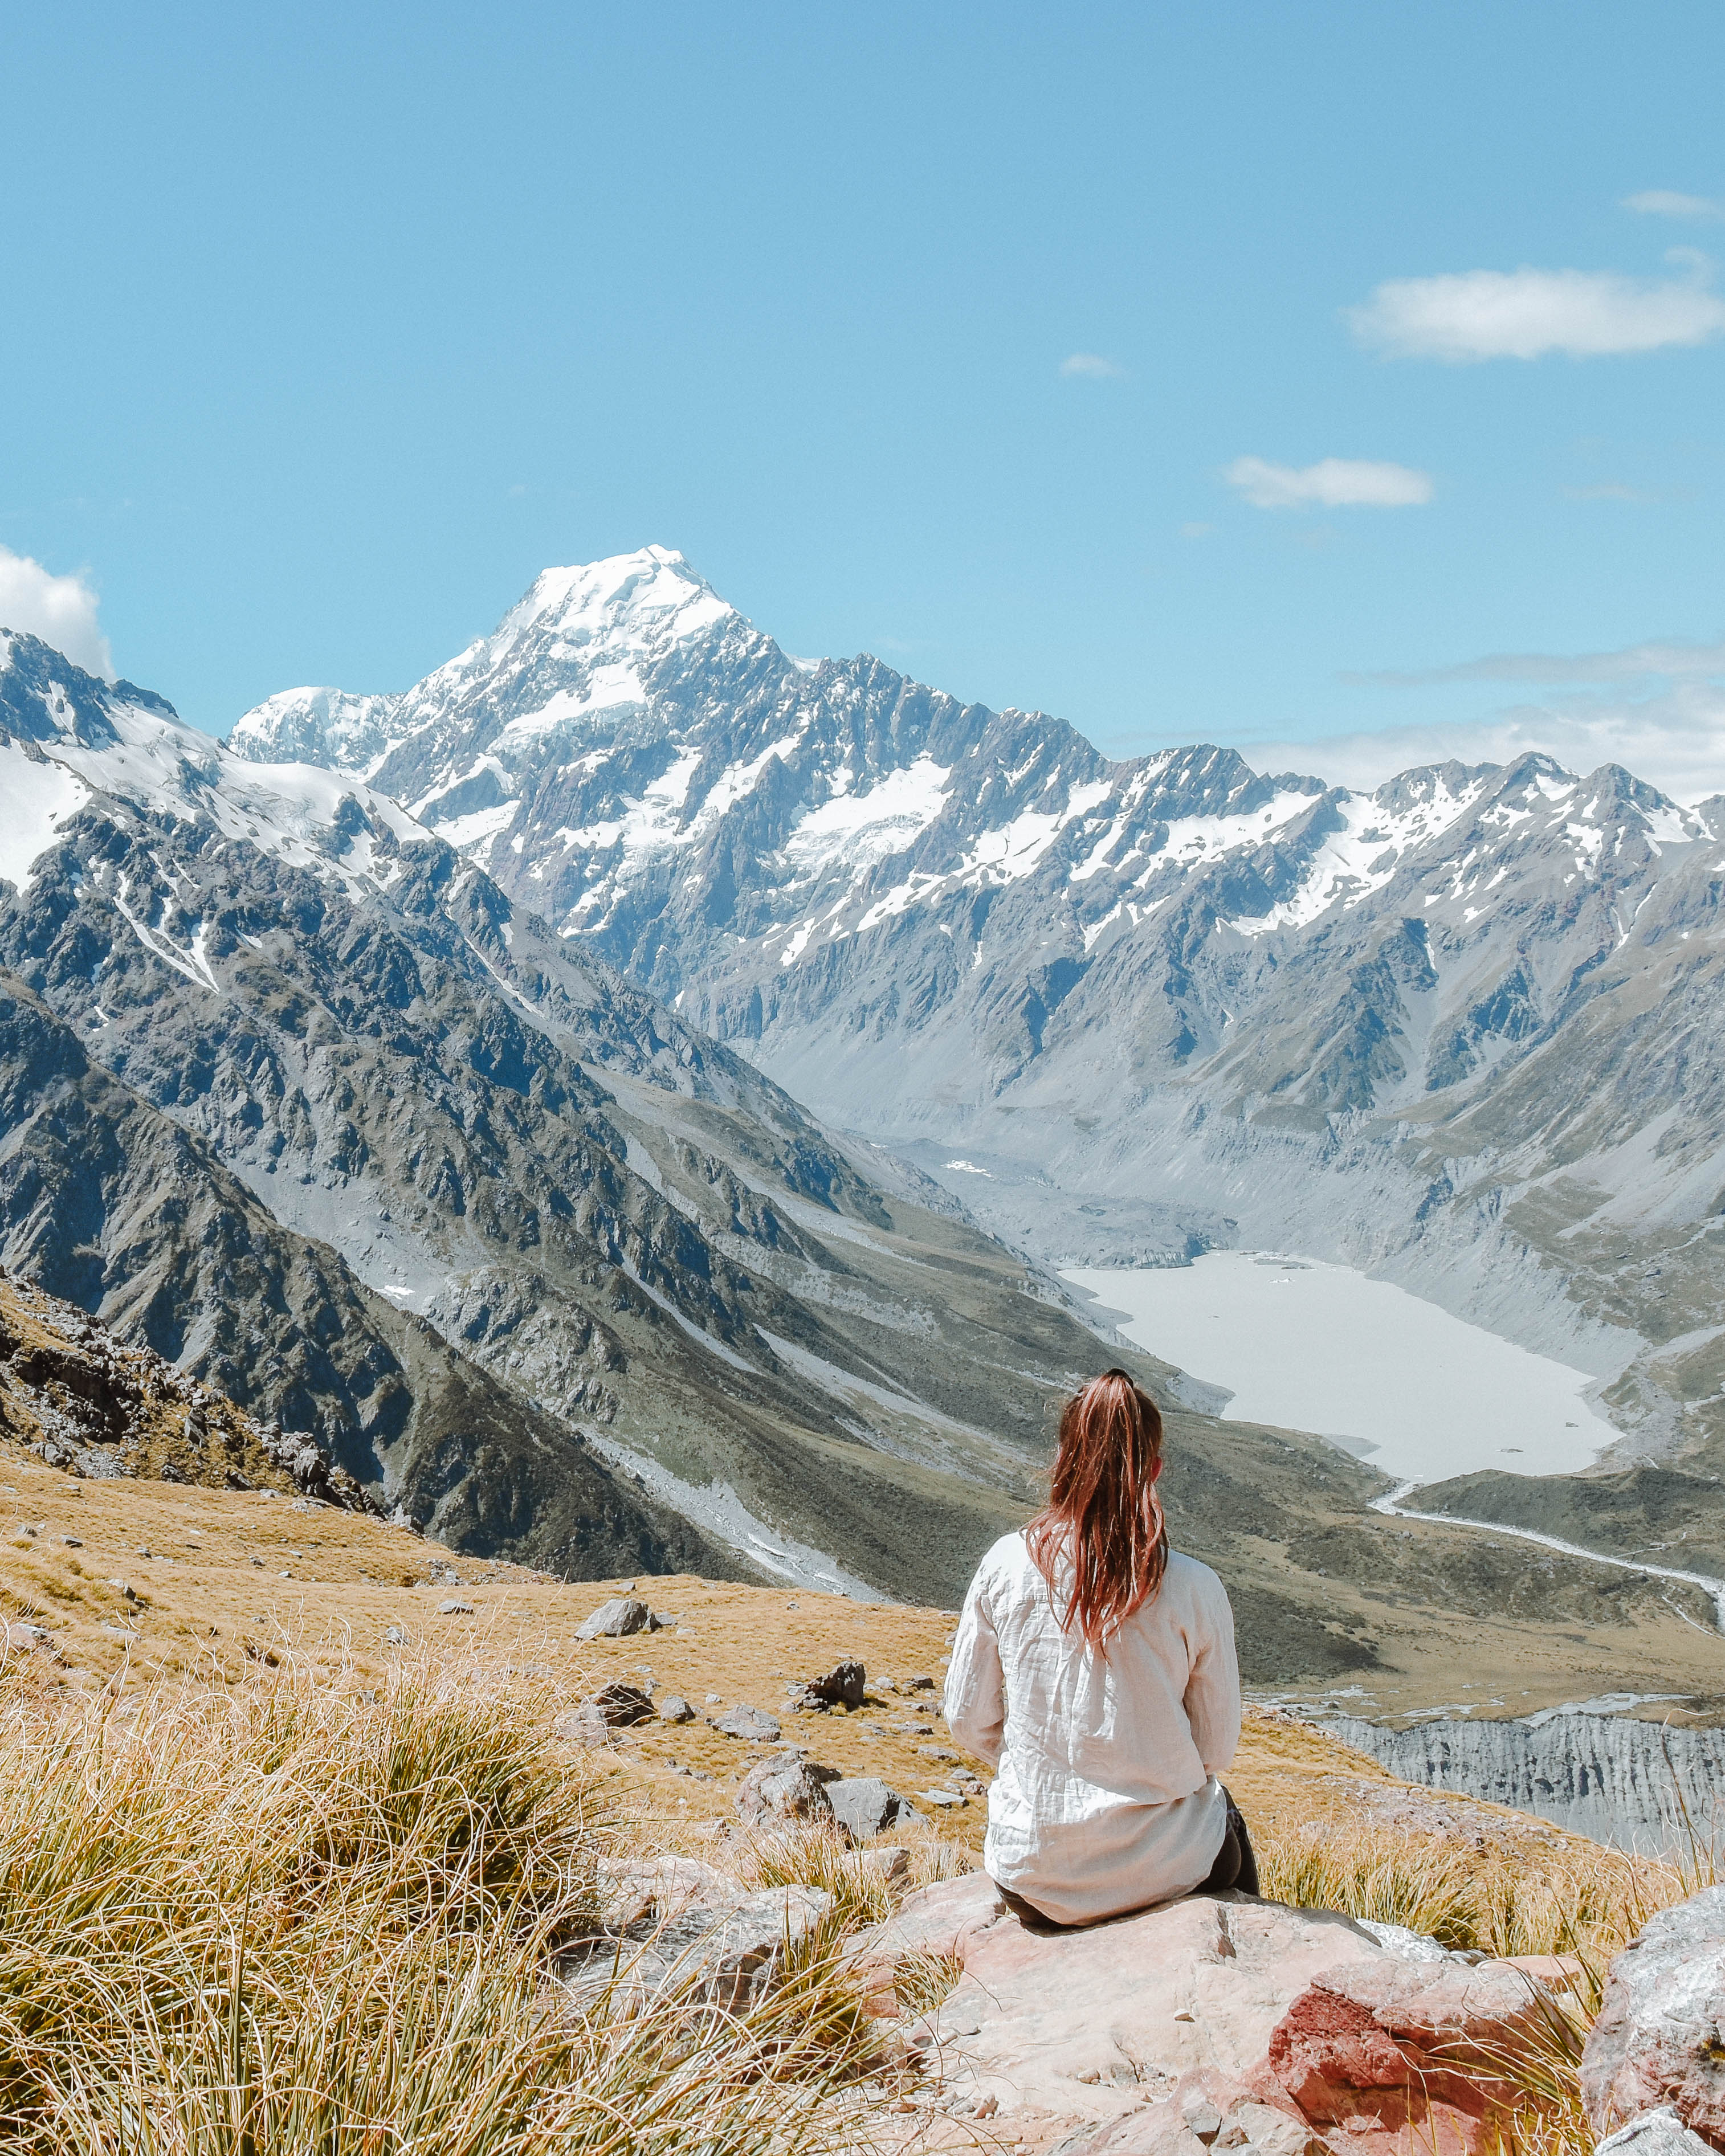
[
  {"x1": 943, "y1": 1568, "x2": 1005, "y2": 1769},
  {"x1": 1182, "y1": 1574, "x2": 1241, "y2": 1777}
]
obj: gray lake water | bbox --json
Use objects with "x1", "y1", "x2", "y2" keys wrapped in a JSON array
[{"x1": 1063, "y1": 1252, "x2": 1618, "y2": 1484}]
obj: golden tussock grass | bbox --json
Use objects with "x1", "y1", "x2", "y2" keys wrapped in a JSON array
[{"x1": 0, "y1": 1655, "x2": 899, "y2": 2155}]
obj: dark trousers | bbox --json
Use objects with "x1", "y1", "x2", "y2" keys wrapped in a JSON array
[{"x1": 1198, "y1": 1785, "x2": 1259, "y2": 1896}]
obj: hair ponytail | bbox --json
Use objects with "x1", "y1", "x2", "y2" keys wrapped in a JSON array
[{"x1": 1025, "y1": 1367, "x2": 1167, "y2": 1648}]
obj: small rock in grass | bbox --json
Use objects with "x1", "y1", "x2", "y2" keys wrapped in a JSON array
[
  {"x1": 437, "y1": 1598, "x2": 473, "y2": 1615},
  {"x1": 916, "y1": 1745, "x2": 958, "y2": 1762},
  {"x1": 384, "y1": 1625, "x2": 406, "y2": 1646},
  {"x1": 855, "y1": 1842, "x2": 911, "y2": 1883},
  {"x1": 656, "y1": 1694, "x2": 695, "y2": 1723},
  {"x1": 589, "y1": 1680, "x2": 656, "y2": 1726},
  {"x1": 784, "y1": 1656, "x2": 867, "y2": 1712},
  {"x1": 704, "y1": 1692, "x2": 723, "y2": 1704},
  {"x1": 735, "y1": 1753, "x2": 839, "y2": 1825},
  {"x1": 918, "y1": 1788, "x2": 965, "y2": 1807},
  {"x1": 575, "y1": 1595, "x2": 659, "y2": 1642},
  {"x1": 711, "y1": 1703, "x2": 781, "y2": 1742},
  {"x1": 903, "y1": 1674, "x2": 935, "y2": 1692},
  {"x1": 826, "y1": 1776, "x2": 906, "y2": 1840}
]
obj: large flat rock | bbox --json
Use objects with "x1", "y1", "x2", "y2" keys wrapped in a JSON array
[{"x1": 849, "y1": 1876, "x2": 1545, "y2": 2155}]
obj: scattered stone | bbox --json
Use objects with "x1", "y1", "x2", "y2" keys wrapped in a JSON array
[
  {"x1": 904, "y1": 1674, "x2": 935, "y2": 1691},
  {"x1": 826, "y1": 1776, "x2": 906, "y2": 1839},
  {"x1": 576, "y1": 1596, "x2": 659, "y2": 1642},
  {"x1": 59, "y1": 1534, "x2": 81, "y2": 1547},
  {"x1": 856, "y1": 1843, "x2": 912, "y2": 1884},
  {"x1": 785, "y1": 1656, "x2": 867, "y2": 1712},
  {"x1": 919, "y1": 1789, "x2": 965, "y2": 1807},
  {"x1": 917, "y1": 1745, "x2": 959, "y2": 1762},
  {"x1": 1597, "y1": 2109, "x2": 1720, "y2": 2156},
  {"x1": 704, "y1": 1691, "x2": 723, "y2": 1704},
  {"x1": 711, "y1": 1703, "x2": 781, "y2": 1742},
  {"x1": 655, "y1": 1694, "x2": 695, "y2": 1723},
  {"x1": 384, "y1": 1625, "x2": 406, "y2": 1646},
  {"x1": 436, "y1": 1598, "x2": 473, "y2": 1615},
  {"x1": 72, "y1": 1448, "x2": 129, "y2": 1480},
  {"x1": 5, "y1": 1622, "x2": 53, "y2": 1650},
  {"x1": 585, "y1": 1681, "x2": 656, "y2": 1728},
  {"x1": 1583, "y1": 1886, "x2": 1725, "y2": 2147},
  {"x1": 735, "y1": 1753, "x2": 839, "y2": 1825}
]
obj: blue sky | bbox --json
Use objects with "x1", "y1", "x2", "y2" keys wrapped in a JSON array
[{"x1": 4, "y1": 3, "x2": 1723, "y2": 793}]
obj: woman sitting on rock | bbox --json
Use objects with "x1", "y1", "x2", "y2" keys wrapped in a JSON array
[{"x1": 944, "y1": 1366, "x2": 1255, "y2": 1926}]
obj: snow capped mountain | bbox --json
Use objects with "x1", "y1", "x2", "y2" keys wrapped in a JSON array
[
  {"x1": 227, "y1": 551, "x2": 1725, "y2": 1481},
  {"x1": 1, "y1": 628, "x2": 427, "y2": 905}
]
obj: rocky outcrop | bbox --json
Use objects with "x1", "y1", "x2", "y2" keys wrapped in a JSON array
[
  {"x1": 1331, "y1": 1713, "x2": 1725, "y2": 1853},
  {"x1": 1584, "y1": 1888, "x2": 1725, "y2": 2147},
  {"x1": 568, "y1": 1854, "x2": 832, "y2": 2011},
  {"x1": 846, "y1": 1873, "x2": 1548, "y2": 2155}
]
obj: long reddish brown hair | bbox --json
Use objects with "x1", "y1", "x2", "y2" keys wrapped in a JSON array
[{"x1": 1026, "y1": 1367, "x2": 1168, "y2": 1648}]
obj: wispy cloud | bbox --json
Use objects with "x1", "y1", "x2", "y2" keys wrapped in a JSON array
[
  {"x1": 1348, "y1": 261, "x2": 1725, "y2": 360},
  {"x1": 1250, "y1": 634, "x2": 1725, "y2": 803},
  {"x1": 1225, "y1": 456, "x2": 1433, "y2": 509},
  {"x1": 1243, "y1": 679, "x2": 1725, "y2": 803},
  {"x1": 1625, "y1": 189, "x2": 1724, "y2": 220},
  {"x1": 1349, "y1": 636, "x2": 1725, "y2": 688},
  {"x1": 1059, "y1": 352, "x2": 1124, "y2": 379},
  {"x1": 0, "y1": 546, "x2": 113, "y2": 678}
]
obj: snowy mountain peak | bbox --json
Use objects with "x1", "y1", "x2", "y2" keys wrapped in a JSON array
[
  {"x1": 501, "y1": 545, "x2": 736, "y2": 653},
  {"x1": 228, "y1": 685, "x2": 401, "y2": 777}
]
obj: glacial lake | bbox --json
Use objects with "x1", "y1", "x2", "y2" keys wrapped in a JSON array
[{"x1": 1061, "y1": 1253, "x2": 1618, "y2": 1486}]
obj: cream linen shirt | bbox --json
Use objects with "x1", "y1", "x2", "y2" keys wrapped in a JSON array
[{"x1": 943, "y1": 1531, "x2": 1241, "y2": 1926}]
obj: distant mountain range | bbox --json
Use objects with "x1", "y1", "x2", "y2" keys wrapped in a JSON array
[
  {"x1": 231, "y1": 546, "x2": 1725, "y2": 1497},
  {"x1": 4, "y1": 543, "x2": 1723, "y2": 1669}
]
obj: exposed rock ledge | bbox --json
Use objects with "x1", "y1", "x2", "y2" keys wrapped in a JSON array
[
  {"x1": 1331, "y1": 1713, "x2": 1725, "y2": 1853},
  {"x1": 848, "y1": 1872, "x2": 1561, "y2": 2155}
]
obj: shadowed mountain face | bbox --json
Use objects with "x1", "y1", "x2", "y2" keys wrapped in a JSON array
[
  {"x1": 229, "y1": 550, "x2": 1725, "y2": 1491},
  {"x1": 0, "y1": 629, "x2": 1168, "y2": 1605}
]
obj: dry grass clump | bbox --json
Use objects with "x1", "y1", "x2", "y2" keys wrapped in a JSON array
[
  {"x1": 0, "y1": 1660, "x2": 880, "y2": 2155},
  {"x1": 1258, "y1": 1806, "x2": 1707, "y2": 1962}
]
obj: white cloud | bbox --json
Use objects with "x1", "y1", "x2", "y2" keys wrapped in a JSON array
[
  {"x1": 1348, "y1": 262, "x2": 1725, "y2": 360},
  {"x1": 0, "y1": 547, "x2": 113, "y2": 678},
  {"x1": 1245, "y1": 684, "x2": 1725, "y2": 803},
  {"x1": 1245, "y1": 635, "x2": 1725, "y2": 802},
  {"x1": 1224, "y1": 456, "x2": 1434, "y2": 509},
  {"x1": 1625, "y1": 190, "x2": 1724, "y2": 220},
  {"x1": 1059, "y1": 352, "x2": 1124, "y2": 379}
]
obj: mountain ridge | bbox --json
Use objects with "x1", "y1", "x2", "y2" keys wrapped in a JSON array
[{"x1": 226, "y1": 548, "x2": 1725, "y2": 1498}]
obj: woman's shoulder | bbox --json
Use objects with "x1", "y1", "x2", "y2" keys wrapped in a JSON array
[{"x1": 1161, "y1": 1547, "x2": 1231, "y2": 1607}]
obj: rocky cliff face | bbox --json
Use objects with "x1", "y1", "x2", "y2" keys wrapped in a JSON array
[
  {"x1": 228, "y1": 549, "x2": 1725, "y2": 1499},
  {"x1": 1331, "y1": 1712, "x2": 1725, "y2": 1852}
]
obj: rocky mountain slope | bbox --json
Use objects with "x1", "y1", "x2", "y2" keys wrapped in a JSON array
[
  {"x1": 11, "y1": 620, "x2": 1725, "y2": 1689},
  {"x1": 230, "y1": 549, "x2": 1725, "y2": 1516}
]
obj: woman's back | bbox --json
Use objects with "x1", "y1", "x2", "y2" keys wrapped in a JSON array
[{"x1": 944, "y1": 1528, "x2": 1241, "y2": 1924}]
